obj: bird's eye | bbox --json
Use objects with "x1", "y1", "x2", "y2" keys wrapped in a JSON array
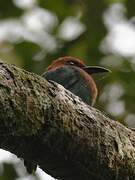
[{"x1": 68, "y1": 61, "x2": 75, "y2": 65}]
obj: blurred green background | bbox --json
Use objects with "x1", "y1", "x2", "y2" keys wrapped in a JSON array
[{"x1": 0, "y1": 0, "x2": 135, "y2": 179}]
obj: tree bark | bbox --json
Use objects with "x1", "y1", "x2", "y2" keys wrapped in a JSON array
[{"x1": 0, "y1": 61, "x2": 135, "y2": 180}]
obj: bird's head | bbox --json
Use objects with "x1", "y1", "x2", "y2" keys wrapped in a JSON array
[{"x1": 47, "y1": 56, "x2": 110, "y2": 75}]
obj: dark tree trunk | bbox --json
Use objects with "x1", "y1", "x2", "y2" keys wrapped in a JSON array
[{"x1": 0, "y1": 62, "x2": 135, "y2": 180}]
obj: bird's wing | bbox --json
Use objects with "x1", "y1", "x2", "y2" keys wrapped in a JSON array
[{"x1": 42, "y1": 66, "x2": 92, "y2": 105}]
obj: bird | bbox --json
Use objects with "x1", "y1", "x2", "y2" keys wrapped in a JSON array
[
  {"x1": 42, "y1": 56, "x2": 110, "y2": 106},
  {"x1": 24, "y1": 56, "x2": 110, "y2": 175}
]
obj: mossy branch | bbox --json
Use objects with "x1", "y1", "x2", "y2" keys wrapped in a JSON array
[{"x1": 0, "y1": 62, "x2": 135, "y2": 180}]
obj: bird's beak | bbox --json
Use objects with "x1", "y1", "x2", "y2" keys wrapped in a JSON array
[{"x1": 82, "y1": 66, "x2": 111, "y2": 74}]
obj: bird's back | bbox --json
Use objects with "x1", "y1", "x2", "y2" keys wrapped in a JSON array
[{"x1": 42, "y1": 66, "x2": 92, "y2": 105}]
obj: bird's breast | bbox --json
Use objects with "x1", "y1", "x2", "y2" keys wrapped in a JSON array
[{"x1": 42, "y1": 66, "x2": 92, "y2": 105}]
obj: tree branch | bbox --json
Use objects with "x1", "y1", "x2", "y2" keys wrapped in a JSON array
[{"x1": 0, "y1": 61, "x2": 135, "y2": 180}]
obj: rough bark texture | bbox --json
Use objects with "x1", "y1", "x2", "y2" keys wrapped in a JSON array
[{"x1": 0, "y1": 61, "x2": 135, "y2": 180}]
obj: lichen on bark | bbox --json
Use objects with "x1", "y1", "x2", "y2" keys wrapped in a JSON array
[{"x1": 0, "y1": 61, "x2": 135, "y2": 180}]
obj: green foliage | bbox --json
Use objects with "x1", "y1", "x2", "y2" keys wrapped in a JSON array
[
  {"x1": 0, "y1": 163, "x2": 18, "y2": 180},
  {"x1": 106, "y1": 0, "x2": 127, "y2": 4},
  {"x1": 38, "y1": 0, "x2": 78, "y2": 21},
  {"x1": 126, "y1": 0, "x2": 135, "y2": 18},
  {"x1": 0, "y1": 0, "x2": 22, "y2": 18}
]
